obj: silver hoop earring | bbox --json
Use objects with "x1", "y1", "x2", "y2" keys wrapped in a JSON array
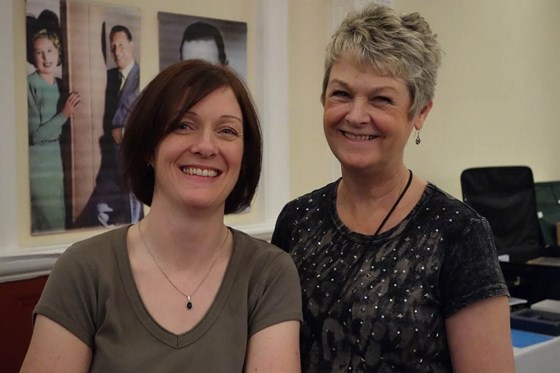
[{"x1": 415, "y1": 130, "x2": 421, "y2": 145}]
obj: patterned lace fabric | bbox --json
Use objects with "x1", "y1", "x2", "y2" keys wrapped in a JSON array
[{"x1": 272, "y1": 180, "x2": 509, "y2": 372}]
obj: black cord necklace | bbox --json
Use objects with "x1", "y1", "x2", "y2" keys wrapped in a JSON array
[{"x1": 374, "y1": 169, "x2": 413, "y2": 236}]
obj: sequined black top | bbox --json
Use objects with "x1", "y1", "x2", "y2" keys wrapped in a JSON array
[{"x1": 272, "y1": 181, "x2": 509, "y2": 372}]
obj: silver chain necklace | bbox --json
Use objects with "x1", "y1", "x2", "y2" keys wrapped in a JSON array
[{"x1": 137, "y1": 221, "x2": 229, "y2": 311}]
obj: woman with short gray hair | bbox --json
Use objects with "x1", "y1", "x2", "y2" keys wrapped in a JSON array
[{"x1": 273, "y1": 3, "x2": 515, "y2": 372}]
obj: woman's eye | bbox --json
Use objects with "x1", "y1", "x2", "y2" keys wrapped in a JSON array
[
  {"x1": 219, "y1": 126, "x2": 240, "y2": 137},
  {"x1": 373, "y1": 96, "x2": 392, "y2": 105},
  {"x1": 174, "y1": 122, "x2": 193, "y2": 133},
  {"x1": 332, "y1": 90, "x2": 349, "y2": 98}
]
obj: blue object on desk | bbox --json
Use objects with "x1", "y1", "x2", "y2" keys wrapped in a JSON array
[{"x1": 512, "y1": 328, "x2": 553, "y2": 348}]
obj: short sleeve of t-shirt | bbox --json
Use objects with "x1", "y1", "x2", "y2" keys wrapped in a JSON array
[
  {"x1": 33, "y1": 237, "x2": 110, "y2": 348},
  {"x1": 438, "y1": 216, "x2": 509, "y2": 316},
  {"x1": 245, "y1": 242, "x2": 302, "y2": 336}
]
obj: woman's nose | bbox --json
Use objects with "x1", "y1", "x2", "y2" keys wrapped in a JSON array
[
  {"x1": 345, "y1": 99, "x2": 370, "y2": 125},
  {"x1": 190, "y1": 131, "x2": 218, "y2": 158}
]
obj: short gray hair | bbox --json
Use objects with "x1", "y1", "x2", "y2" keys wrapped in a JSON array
[{"x1": 321, "y1": 3, "x2": 442, "y2": 118}]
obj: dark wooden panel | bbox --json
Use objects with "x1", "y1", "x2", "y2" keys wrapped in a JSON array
[{"x1": 0, "y1": 276, "x2": 48, "y2": 373}]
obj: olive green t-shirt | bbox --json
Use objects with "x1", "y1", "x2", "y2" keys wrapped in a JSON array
[{"x1": 34, "y1": 226, "x2": 302, "y2": 372}]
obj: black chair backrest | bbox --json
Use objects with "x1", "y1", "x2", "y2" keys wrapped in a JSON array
[
  {"x1": 460, "y1": 166, "x2": 545, "y2": 261},
  {"x1": 535, "y1": 181, "x2": 560, "y2": 246}
]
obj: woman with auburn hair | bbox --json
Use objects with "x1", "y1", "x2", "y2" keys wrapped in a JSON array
[{"x1": 21, "y1": 60, "x2": 302, "y2": 372}]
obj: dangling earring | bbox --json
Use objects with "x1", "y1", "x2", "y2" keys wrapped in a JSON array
[{"x1": 415, "y1": 130, "x2": 421, "y2": 145}]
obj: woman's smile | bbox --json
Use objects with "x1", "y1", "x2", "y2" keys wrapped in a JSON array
[{"x1": 180, "y1": 166, "x2": 220, "y2": 178}]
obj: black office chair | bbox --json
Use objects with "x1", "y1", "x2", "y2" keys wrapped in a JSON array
[
  {"x1": 535, "y1": 181, "x2": 560, "y2": 247},
  {"x1": 461, "y1": 166, "x2": 560, "y2": 303},
  {"x1": 461, "y1": 166, "x2": 546, "y2": 262}
]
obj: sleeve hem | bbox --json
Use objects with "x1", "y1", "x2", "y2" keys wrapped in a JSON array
[
  {"x1": 249, "y1": 311, "x2": 303, "y2": 337},
  {"x1": 34, "y1": 304, "x2": 94, "y2": 349},
  {"x1": 443, "y1": 285, "x2": 510, "y2": 317}
]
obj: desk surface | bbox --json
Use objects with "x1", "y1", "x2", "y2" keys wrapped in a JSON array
[{"x1": 513, "y1": 330, "x2": 560, "y2": 373}]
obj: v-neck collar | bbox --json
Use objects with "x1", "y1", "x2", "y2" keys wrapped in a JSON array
[{"x1": 114, "y1": 226, "x2": 240, "y2": 349}]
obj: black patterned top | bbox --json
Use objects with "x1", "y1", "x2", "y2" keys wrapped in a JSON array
[{"x1": 271, "y1": 180, "x2": 509, "y2": 372}]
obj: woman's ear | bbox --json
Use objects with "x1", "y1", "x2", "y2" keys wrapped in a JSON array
[{"x1": 414, "y1": 101, "x2": 433, "y2": 131}]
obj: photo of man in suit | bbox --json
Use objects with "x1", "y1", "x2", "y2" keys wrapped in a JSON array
[
  {"x1": 95, "y1": 25, "x2": 143, "y2": 226},
  {"x1": 107, "y1": 25, "x2": 138, "y2": 148},
  {"x1": 89, "y1": 24, "x2": 143, "y2": 227}
]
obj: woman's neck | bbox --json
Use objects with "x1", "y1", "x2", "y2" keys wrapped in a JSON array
[
  {"x1": 138, "y1": 200, "x2": 228, "y2": 270},
  {"x1": 339, "y1": 166, "x2": 410, "y2": 203},
  {"x1": 37, "y1": 71, "x2": 56, "y2": 85},
  {"x1": 336, "y1": 166, "x2": 416, "y2": 235}
]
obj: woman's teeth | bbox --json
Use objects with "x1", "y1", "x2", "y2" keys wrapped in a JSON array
[
  {"x1": 343, "y1": 132, "x2": 375, "y2": 140},
  {"x1": 181, "y1": 167, "x2": 218, "y2": 177}
]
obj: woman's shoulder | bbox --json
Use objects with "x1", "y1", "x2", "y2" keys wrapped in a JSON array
[
  {"x1": 68, "y1": 225, "x2": 127, "y2": 250},
  {"x1": 58, "y1": 226, "x2": 128, "y2": 270},
  {"x1": 232, "y1": 229, "x2": 287, "y2": 257},
  {"x1": 27, "y1": 71, "x2": 42, "y2": 85},
  {"x1": 281, "y1": 180, "x2": 339, "y2": 213},
  {"x1": 423, "y1": 183, "x2": 486, "y2": 221},
  {"x1": 231, "y1": 229, "x2": 297, "y2": 269}
]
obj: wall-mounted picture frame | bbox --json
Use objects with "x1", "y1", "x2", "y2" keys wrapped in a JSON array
[
  {"x1": 158, "y1": 11, "x2": 247, "y2": 79},
  {"x1": 26, "y1": 0, "x2": 142, "y2": 235}
]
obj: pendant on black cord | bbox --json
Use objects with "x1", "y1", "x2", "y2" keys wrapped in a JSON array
[{"x1": 186, "y1": 296, "x2": 193, "y2": 310}]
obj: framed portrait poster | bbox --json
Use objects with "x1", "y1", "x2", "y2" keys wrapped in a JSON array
[
  {"x1": 158, "y1": 11, "x2": 247, "y2": 79},
  {"x1": 26, "y1": 0, "x2": 142, "y2": 235}
]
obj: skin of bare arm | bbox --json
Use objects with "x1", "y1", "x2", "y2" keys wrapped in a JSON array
[
  {"x1": 445, "y1": 296, "x2": 515, "y2": 372},
  {"x1": 243, "y1": 320, "x2": 301, "y2": 373},
  {"x1": 20, "y1": 315, "x2": 92, "y2": 373}
]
